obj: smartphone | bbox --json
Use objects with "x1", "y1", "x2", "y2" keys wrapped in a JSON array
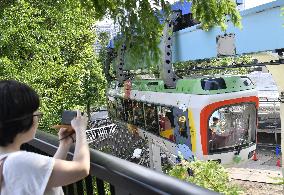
[{"x1": 61, "y1": 110, "x2": 77, "y2": 125}]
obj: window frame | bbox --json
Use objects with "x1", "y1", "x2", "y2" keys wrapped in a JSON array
[{"x1": 207, "y1": 102, "x2": 257, "y2": 154}]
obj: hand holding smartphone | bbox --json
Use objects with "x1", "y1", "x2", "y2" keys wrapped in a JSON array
[
  {"x1": 55, "y1": 110, "x2": 87, "y2": 142},
  {"x1": 53, "y1": 110, "x2": 83, "y2": 132},
  {"x1": 70, "y1": 110, "x2": 88, "y2": 133}
]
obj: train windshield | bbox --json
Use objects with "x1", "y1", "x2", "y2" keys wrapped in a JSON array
[{"x1": 208, "y1": 103, "x2": 256, "y2": 153}]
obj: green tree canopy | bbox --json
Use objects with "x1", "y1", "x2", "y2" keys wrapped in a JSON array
[{"x1": 0, "y1": 0, "x2": 106, "y2": 133}]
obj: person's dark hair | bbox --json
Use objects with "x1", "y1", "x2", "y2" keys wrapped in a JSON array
[
  {"x1": 165, "y1": 111, "x2": 174, "y2": 127},
  {"x1": 0, "y1": 80, "x2": 40, "y2": 146},
  {"x1": 212, "y1": 117, "x2": 219, "y2": 122}
]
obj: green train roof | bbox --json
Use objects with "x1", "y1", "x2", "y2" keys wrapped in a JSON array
[
  {"x1": 113, "y1": 75, "x2": 256, "y2": 95},
  {"x1": 111, "y1": 76, "x2": 255, "y2": 95}
]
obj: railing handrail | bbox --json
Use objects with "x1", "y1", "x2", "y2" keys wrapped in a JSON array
[{"x1": 28, "y1": 130, "x2": 218, "y2": 195}]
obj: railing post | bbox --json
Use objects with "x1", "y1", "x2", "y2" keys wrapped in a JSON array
[
  {"x1": 96, "y1": 178, "x2": 105, "y2": 195},
  {"x1": 110, "y1": 184, "x2": 115, "y2": 195},
  {"x1": 75, "y1": 180, "x2": 84, "y2": 195},
  {"x1": 85, "y1": 175, "x2": 94, "y2": 195}
]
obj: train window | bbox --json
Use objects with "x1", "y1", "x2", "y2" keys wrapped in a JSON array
[
  {"x1": 116, "y1": 98, "x2": 125, "y2": 121},
  {"x1": 124, "y1": 99, "x2": 134, "y2": 124},
  {"x1": 144, "y1": 103, "x2": 159, "y2": 135},
  {"x1": 178, "y1": 115, "x2": 188, "y2": 139},
  {"x1": 107, "y1": 98, "x2": 117, "y2": 119},
  {"x1": 133, "y1": 101, "x2": 145, "y2": 127},
  {"x1": 174, "y1": 107, "x2": 191, "y2": 146},
  {"x1": 147, "y1": 82, "x2": 159, "y2": 86},
  {"x1": 159, "y1": 106, "x2": 175, "y2": 141},
  {"x1": 201, "y1": 78, "x2": 227, "y2": 90},
  {"x1": 208, "y1": 103, "x2": 256, "y2": 153}
]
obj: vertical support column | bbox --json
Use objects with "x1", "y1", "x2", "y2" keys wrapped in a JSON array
[
  {"x1": 161, "y1": 12, "x2": 180, "y2": 88},
  {"x1": 148, "y1": 137, "x2": 154, "y2": 169},
  {"x1": 116, "y1": 45, "x2": 125, "y2": 85},
  {"x1": 148, "y1": 137, "x2": 162, "y2": 172},
  {"x1": 104, "y1": 48, "x2": 115, "y2": 82},
  {"x1": 280, "y1": 92, "x2": 284, "y2": 178},
  {"x1": 152, "y1": 142, "x2": 162, "y2": 172},
  {"x1": 266, "y1": 64, "x2": 284, "y2": 177}
]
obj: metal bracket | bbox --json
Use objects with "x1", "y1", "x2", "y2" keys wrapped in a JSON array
[
  {"x1": 279, "y1": 91, "x2": 284, "y2": 103},
  {"x1": 276, "y1": 49, "x2": 284, "y2": 64},
  {"x1": 216, "y1": 33, "x2": 236, "y2": 57}
]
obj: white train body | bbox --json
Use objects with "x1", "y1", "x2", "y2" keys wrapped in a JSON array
[{"x1": 107, "y1": 75, "x2": 258, "y2": 169}]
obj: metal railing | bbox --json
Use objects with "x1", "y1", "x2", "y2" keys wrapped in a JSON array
[{"x1": 21, "y1": 130, "x2": 218, "y2": 195}]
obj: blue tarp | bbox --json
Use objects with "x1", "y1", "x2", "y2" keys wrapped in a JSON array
[
  {"x1": 171, "y1": 0, "x2": 192, "y2": 15},
  {"x1": 107, "y1": 39, "x2": 114, "y2": 49}
]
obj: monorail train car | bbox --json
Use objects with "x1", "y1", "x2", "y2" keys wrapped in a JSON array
[{"x1": 107, "y1": 75, "x2": 258, "y2": 165}]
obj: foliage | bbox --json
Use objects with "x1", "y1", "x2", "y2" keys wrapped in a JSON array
[
  {"x1": 174, "y1": 55, "x2": 254, "y2": 78},
  {"x1": 91, "y1": 0, "x2": 242, "y2": 69},
  {"x1": 272, "y1": 177, "x2": 284, "y2": 185},
  {"x1": 192, "y1": 0, "x2": 242, "y2": 31},
  {"x1": 0, "y1": 0, "x2": 106, "y2": 134},
  {"x1": 168, "y1": 158, "x2": 243, "y2": 194},
  {"x1": 104, "y1": 55, "x2": 254, "y2": 81}
]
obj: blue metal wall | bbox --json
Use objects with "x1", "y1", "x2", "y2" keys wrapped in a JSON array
[{"x1": 172, "y1": 0, "x2": 284, "y2": 62}]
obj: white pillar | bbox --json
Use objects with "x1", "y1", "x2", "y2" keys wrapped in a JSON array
[
  {"x1": 148, "y1": 138, "x2": 162, "y2": 172},
  {"x1": 148, "y1": 138, "x2": 154, "y2": 169},
  {"x1": 152, "y1": 143, "x2": 162, "y2": 172},
  {"x1": 266, "y1": 64, "x2": 284, "y2": 177}
]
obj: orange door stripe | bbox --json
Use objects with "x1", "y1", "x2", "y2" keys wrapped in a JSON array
[{"x1": 200, "y1": 96, "x2": 259, "y2": 155}]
